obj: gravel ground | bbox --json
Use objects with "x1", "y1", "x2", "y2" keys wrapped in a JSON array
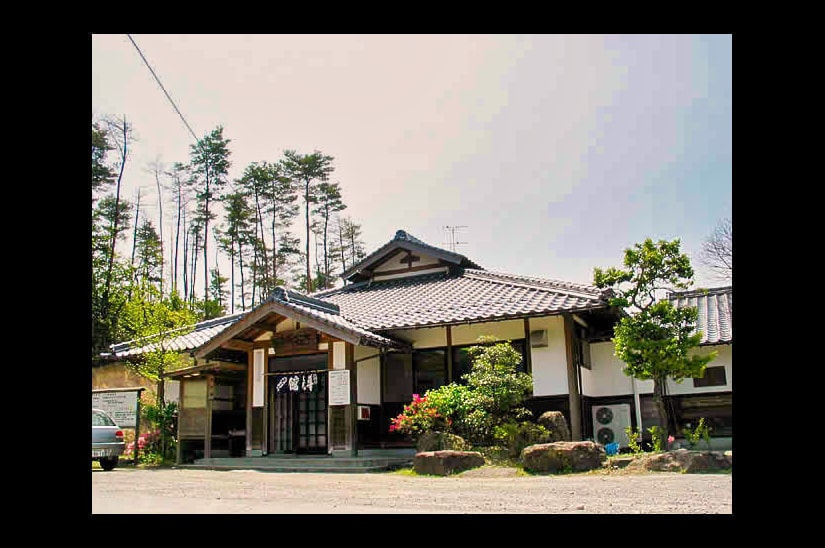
[{"x1": 91, "y1": 466, "x2": 732, "y2": 514}]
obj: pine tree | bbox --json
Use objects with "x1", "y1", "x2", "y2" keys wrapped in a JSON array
[{"x1": 312, "y1": 181, "x2": 346, "y2": 289}]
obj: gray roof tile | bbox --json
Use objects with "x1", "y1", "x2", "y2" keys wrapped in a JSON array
[
  {"x1": 670, "y1": 286, "x2": 732, "y2": 344},
  {"x1": 317, "y1": 268, "x2": 609, "y2": 331}
]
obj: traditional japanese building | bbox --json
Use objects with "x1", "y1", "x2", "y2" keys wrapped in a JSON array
[{"x1": 102, "y1": 230, "x2": 732, "y2": 463}]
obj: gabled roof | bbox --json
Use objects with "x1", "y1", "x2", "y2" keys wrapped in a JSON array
[
  {"x1": 670, "y1": 286, "x2": 732, "y2": 345},
  {"x1": 340, "y1": 229, "x2": 482, "y2": 282},
  {"x1": 315, "y1": 268, "x2": 612, "y2": 331},
  {"x1": 104, "y1": 312, "x2": 246, "y2": 359}
]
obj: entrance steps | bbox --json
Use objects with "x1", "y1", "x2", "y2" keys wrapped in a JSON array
[{"x1": 185, "y1": 449, "x2": 415, "y2": 473}]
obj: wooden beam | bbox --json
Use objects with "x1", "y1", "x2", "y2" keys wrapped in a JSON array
[
  {"x1": 194, "y1": 303, "x2": 282, "y2": 359},
  {"x1": 563, "y1": 314, "x2": 582, "y2": 441},
  {"x1": 204, "y1": 374, "x2": 213, "y2": 459},
  {"x1": 223, "y1": 339, "x2": 253, "y2": 352}
]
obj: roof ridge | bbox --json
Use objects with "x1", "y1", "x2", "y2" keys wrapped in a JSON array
[
  {"x1": 108, "y1": 312, "x2": 246, "y2": 352},
  {"x1": 669, "y1": 286, "x2": 732, "y2": 299},
  {"x1": 463, "y1": 269, "x2": 602, "y2": 296}
]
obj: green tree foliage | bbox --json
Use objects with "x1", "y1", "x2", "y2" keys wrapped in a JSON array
[
  {"x1": 281, "y1": 150, "x2": 335, "y2": 293},
  {"x1": 134, "y1": 218, "x2": 163, "y2": 291},
  {"x1": 593, "y1": 238, "x2": 716, "y2": 436},
  {"x1": 119, "y1": 283, "x2": 198, "y2": 403},
  {"x1": 393, "y1": 338, "x2": 534, "y2": 446},
  {"x1": 189, "y1": 126, "x2": 231, "y2": 301},
  {"x1": 91, "y1": 122, "x2": 115, "y2": 195},
  {"x1": 312, "y1": 181, "x2": 346, "y2": 289},
  {"x1": 263, "y1": 161, "x2": 300, "y2": 290}
]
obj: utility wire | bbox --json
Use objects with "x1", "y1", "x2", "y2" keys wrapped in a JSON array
[{"x1": 126, "y1": 34, "x2": 199, "y2": 143}]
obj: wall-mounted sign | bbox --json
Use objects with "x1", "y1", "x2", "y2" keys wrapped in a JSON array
[
  {"x1": 273, "y1": 372, "x2": 319, "y2": 393},
  {"x1": 92, "y1": 389, "x2": 141, "y2": 428},
  {"x1": 328, "y1": 370, "x2": 350, "y2": 406}
]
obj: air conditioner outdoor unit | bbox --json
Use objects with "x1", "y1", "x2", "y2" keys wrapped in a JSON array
[
  {"x1": 592, "y1": 403, "x2": 632, "y2": 448},
  {"x1": 529, "y1": 329, "x2": 548, "y2": 347}
]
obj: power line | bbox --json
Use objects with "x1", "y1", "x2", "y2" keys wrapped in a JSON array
[{"x1": 126, "y1": 34, "x2": 199, "y2": 143}]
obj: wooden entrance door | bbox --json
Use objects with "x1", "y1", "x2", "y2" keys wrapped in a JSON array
[{"x1": 269, "y1": 371, "x2": 328, "y2": 454}]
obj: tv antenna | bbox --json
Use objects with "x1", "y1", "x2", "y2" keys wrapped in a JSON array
[{"x1": 442, "y1": 225, "x2": 468, "y2": 253}]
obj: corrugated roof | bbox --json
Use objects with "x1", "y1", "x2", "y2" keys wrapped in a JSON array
[
  {"x1": 316, "y1": 268, "x2": 610, "y2": 331},
  {"x1": 670, "y1": 286, "x2": 732, "y2": 345},
  {"x1": 105, "y1": 312, "x2": 246, "y2": 358}
]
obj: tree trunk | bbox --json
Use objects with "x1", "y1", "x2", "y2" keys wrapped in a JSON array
[
  {"x1": 182, "y1": 208, "x2": 188, "y2": 302},
  {"x1": 229, "y1": 238, "x2": 235, "y2": 314},
  {"x1": 101, "y1": 117, "x2": 128, "y2": 329},
  {"x1": 651, "y1": 375, "x2": 671, "y2": 439},
  {"x1": 238, "y1": 241, "x2": 246, "y2": 311},
  {"x1": 323, "y1": 207, "x2": 330, "y2": 289},
  {"x1": 173, "y1": 183, "x2": 181, "y2": 295},
  {"x1": 153, "y1": 166, "x2": 164, "y2": 297},
  {"x1": 337, "y1": 219, "x2": 347, "y2": 275},
  {"x1": 304, "y1": 179, "x2": 311, "y2": 293}
]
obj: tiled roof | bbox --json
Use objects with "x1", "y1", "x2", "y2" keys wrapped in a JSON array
[
  {"x1": 315, "y1": 268, "x2": 610, "y2": 331},
  {"x1": 341, "y1": 229, "x2": 481, "y2": 281},
  {"x1": 670, "y1": 286, "x2": 732, "y2": 345},
  {"x1": 267, "y1": 287, "x2": 404, "y2": 349},
  {"x1": 105, "y1": 312, "x2": 246, "y2": 358}
]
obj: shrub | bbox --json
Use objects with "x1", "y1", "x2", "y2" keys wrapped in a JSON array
[
  {"x1": 682, "y1": 418, "x2": 712, "y2": 450},
  {"x1": 493, "y1": 421, "x2": 551, "y2": 458},
  {"x1": 389, "y1": 394, "x2": 450, "y2": 440}
]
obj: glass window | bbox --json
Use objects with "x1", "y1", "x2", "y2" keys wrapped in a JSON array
[
  {"x1": 693, "y1": 366, "x2": 727, "y2": 388},
  {"x1": 451, "y1": 339, "x2": 527, "y2": 384},
  {"x1": 383, "y1": 352, "x2": 413, "y2": 402},
  {"x1": 92, "y1": 409, "x2": 115, "y2": 426},
  {"x1": 413, "y1": 349, "x2": 446, "y2": 395}
]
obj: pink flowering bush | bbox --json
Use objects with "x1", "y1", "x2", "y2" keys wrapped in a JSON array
[
  {"x1": 389, "y1": 394, "x2": 451, "y2": 439},
  {"x1": 126, "y1": 430, "x2": 162, "y2": 455}
]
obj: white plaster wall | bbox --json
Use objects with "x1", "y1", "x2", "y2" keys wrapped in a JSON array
[
  {"x1": 526, "y1": 316, "x2": 569, "y2": 396},
  {"x1": 451, "y1": 319, "x2": 525, "y2": 346},
  {"x1": 373, "y1": 250, "x2": 440, "y2": 273},
  {"x1": 357, "y1": 358, "x2": 381, "y2": 405},
  {"x1": 586, "y1": 342, "x2": 732, "y2": 397},
  {"x1": 387, "y1": 326, "x2": 447, "y2": 348},
  {"x1": 373, "y1": 267, "x2": 448, "y2": 281},
  {"x1": 582, "y1": 341, "x2": 634, "y2": 397},
  {"x1": 663, "y1": 345, "x2": 732, "y2": 395}
]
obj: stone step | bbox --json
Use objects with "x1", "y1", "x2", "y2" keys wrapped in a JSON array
[
  {"x1": 187, "y1": 455, "x2": 413, "y2": 472},
  {"x1": 180, "y1": 463, "x2": 397, "y2": 473}
]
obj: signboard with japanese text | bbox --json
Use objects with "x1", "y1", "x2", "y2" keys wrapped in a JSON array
[
  {"x1": 328, "y1": 370, "x2": 350, "y2": 406},
  {"x1": 92, "y1": 389, "x2": 140, "y2": 427}
]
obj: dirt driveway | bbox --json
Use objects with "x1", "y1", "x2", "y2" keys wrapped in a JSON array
[{"x1": 91, "y1": 466, "x2": 732, "y2": 514}]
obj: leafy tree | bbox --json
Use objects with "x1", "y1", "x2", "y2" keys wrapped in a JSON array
[
  {"x1": 282, "y1": 150, "x2": 334, "y2": 293},
  {"x1": 91, "y1": 121, "x2": 115, "y2": 196},
  {"x1": 391, "y1": 338, "x2": 533, "y2": 446},
  {"x1": 312, "y1": 181, "x2": 346, "y2": 289},
  {"x1": 700, "y1": 217, "x2": 732, "y2": 283},
  {"x1": 263, "y1": 161, "x2": 299, "y2": 291},
  {"x1": 134, "y1": 218, "x2": 164, "y2": 291},
  {"x1": 189, "y1": 126, "x2": 231, "y2": 302},
  {"x1": 119, "y1": 283, "x2": 198, "y2": 404},
  {"x1": 593, "y1": 238, "x2": 716, "y2": 437}
]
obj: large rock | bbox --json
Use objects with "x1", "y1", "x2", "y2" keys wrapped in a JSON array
[
  {"x1": 626, "y1": 449, "x2": 732, "y2": 473},
  {"x1": 414, "y1": 450, "x2": 485, "y2": 476},
  {"x1": 537, "y1": 411, "x2": 571, "y2": 442},
  {"x1": 416, "y1": 431, "x2": 471, "y2": 452},
  {"x1": 521, "y1": 441, "x2": 606, "y2": 473}
]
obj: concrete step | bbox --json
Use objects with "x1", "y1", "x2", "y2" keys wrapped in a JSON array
[{"x1": 188, "y1": 455, "x2": 413, "y2": 472}]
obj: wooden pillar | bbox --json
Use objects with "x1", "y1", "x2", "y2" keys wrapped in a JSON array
[
  {"x1": 446, "y1": 326, "x2": 453, "y2": 382},
  {"x1": 176, "y1": 380, "x2": 184, "y2": 465},
  {"x1": 346, "y1": 342, "x2": 358, "y2": 456},
  {"x1": 563, "y1": 314, "x2": 582, "y2": 441},
  {"x1": 204, "y1": 374, "x2": 213, "y2": 459},
  {"x1": 523, "y1": 318, "x2": 532, "y2": 375},
  {"x1": 246, "y1": 350, "x2": 253, "y2": 455}
]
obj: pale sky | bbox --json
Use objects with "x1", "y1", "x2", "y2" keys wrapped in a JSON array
[{"x1": 91, "y1": 34, "x2": 732, "y2": 294}]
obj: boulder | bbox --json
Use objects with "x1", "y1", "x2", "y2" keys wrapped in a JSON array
[
  {"x1": 626, "y1": 449, "x2": 732, "y2": 473},
  {"x1": 416, "y1": 431, "x2": 471, "y2": 452},
  {"x1": 414, "y1": 450, "x2": 485, "y2": 476},
  {"x1": 537, "y1": 411, "x2": 571, "y2": 442},
  {"x1": 521, "y1": 441, "x2": 606, "y2": 473}
]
